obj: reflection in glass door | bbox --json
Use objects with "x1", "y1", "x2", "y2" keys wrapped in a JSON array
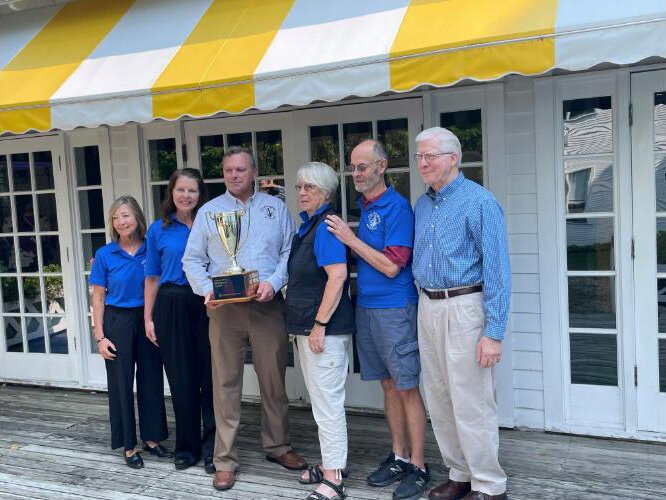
[
  {"x1": 633, "y1": 70, "x2": 666, "y2": 434},
  {"x1": 562, "y1": 96, "x2": 618, "y2": 387},
  {"x1": 0, "y1": 138, "x2": 76, "y2": 382},
  {"x1": 556, "y1": 84, "x2": 623, "y2": 427}
]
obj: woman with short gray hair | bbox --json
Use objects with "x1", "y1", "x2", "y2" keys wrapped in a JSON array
[{"x1": 285, "y1": 162, "x2": 354, "y2": 500}]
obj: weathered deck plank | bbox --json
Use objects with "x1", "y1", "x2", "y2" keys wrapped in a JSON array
[{"x1": 1, "y1": 384, "x2": 665, "y2": 499}]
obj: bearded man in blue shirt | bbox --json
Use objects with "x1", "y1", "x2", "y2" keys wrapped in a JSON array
[
  {"x1": 326, "y1": 140, "x2": 429, "y2": 500},
  {"x1": 412, "y1": 128, "x2": 511, "y2": 500}
]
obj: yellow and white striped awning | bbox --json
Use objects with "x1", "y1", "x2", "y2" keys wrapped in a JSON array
[{"x1": 1, "y1": 0, "x2": 665, "y2": 135}]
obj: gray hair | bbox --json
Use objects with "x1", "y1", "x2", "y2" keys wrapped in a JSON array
[
  {"x1": 415, "y1": 127, "x2": 462, "y2": 166},
  {"x1": 222, "y1": 146, "x2": 257, "y2": 169},
  {"x1": 297, "y1": 162, "x2": 339, "y2": 200}
]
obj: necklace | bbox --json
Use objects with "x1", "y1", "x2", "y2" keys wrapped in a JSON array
[{"x1": 121, "y1": 240, "x2": 140, "y2": 256}]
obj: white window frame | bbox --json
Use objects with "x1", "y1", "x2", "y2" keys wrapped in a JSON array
[
  {"x1": 182, "y1": 112, "x2": 306, "y2": 403},
  {"x1": 65, "y1": 127, "x2": 114, "y2": 387},
  {"x1": 536, "y1": 69, "x2": 634, "y2": 436},
  {"x1": 140, "y1": 121, "x2": 185, "y2": 222},
  {"x1": 0, "y1": 134, "x2": 80, "y2": 384}
]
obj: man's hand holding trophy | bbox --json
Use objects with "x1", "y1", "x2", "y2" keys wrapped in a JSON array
[{"x1": 206, "y1": 208, "x2": 259, "y2": 305}]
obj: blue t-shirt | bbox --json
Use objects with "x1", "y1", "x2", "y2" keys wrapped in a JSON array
[
  {"x1": 145, "y1": 216, "x2": 190, "y2": 286},
  {"x1": 298, "y1": 204, "x2": 346, "y2": 267},
  {"x1": 357, "y1": 186, "x2": 418, "y2": 308},
  {"x1": 89, "y1": 241, "x2": 147, "y2": 308}
]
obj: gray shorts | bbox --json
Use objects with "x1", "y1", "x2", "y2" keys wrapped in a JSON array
[{"x1": 355, "y1": 303, "x2": 420, "y2": 390}]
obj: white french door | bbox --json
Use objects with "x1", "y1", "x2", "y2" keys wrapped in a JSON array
[
  {"x1": 184, "y1": 113, "x2": 308, "y2": 402},
  {"x1": 633, "y1": 70, "x2": 666, "y2": 435},
  {"x1": 293, "y1": 99, "x2": 425, "y2": 409},
  {"x1": 0, "y1": 136, "x2": 79, "y2": 383},
  {"x1": 66, "y1": 129, "x2": 114, "y2": 387}
]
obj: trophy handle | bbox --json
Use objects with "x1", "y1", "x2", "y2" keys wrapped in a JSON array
[{"x1": 236, "y1": 208, "x2": 251, "y2": 256}]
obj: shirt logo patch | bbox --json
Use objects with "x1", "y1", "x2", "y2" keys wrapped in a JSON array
[
  {"x1": 262, "y1": 206, "x2": 277, "y2": 219},
  {"x1": 366, "y1": 211, "x2": 381, "y2": 230}
]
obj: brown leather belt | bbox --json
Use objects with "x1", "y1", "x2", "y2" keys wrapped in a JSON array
[{"x1": 422, "y1": 284, "x2": 482, "y2": 300}]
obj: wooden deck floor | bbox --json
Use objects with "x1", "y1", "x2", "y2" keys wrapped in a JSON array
[{"x1": 1, "y1": 384, "x2": 665, "y2": 499}]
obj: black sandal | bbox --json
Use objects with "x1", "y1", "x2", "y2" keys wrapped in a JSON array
[
  {"x1": 305, "y1": 479, "x2": 346, "y2": 500},
  {"x1": 299, "y1": 465, "x2": 349, "y2": 485}
]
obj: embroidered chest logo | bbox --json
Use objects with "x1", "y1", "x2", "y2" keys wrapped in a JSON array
[
  {"x1": 366, "y1": 211, "x2": 381, "y2": 230},
  {"x1": 262, "y1": 206, "x2": 277, "y2": 219}
]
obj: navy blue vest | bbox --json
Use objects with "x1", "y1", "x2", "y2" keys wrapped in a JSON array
[{"x1": 285, "y1": 209, "x2": 355, "y2": 336}]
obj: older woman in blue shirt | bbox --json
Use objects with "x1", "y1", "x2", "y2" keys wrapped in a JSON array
[
  {"x1": 144, "y1": 168, "x2": 215, "y2": 472},
  {"x1": 285, "y1": 162, "x2": 354, "y2": 500},
  {"x1": 90, "y1": 196, "x2": 169, "y2": 469}
]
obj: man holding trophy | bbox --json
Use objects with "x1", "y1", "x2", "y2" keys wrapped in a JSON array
[{"x1": 183, "y1": 147, "x2": 305, "y2": 491}]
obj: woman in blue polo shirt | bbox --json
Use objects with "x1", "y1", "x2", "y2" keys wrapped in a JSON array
[
  {"x1": 285, "y1": 162, "x2": 354, "y2": 500},
  {"x1": 90, "y1": 196, "x2": 170, "y2": 469},
  {"x1": 143, "y1": 168, "x2": 215, "y2": 472}
]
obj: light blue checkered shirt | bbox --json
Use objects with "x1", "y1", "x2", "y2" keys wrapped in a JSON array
[
  {"x1": 413, "y1": 172, "x2": 511, "y2": 340},
  {"x1": 183, "y1": 190, "x2": 295, "y2": 297}
]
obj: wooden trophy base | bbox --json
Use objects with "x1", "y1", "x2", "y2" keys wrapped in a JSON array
[{"x1": 210, "y1": 270, "x2": 260, "y2": 305}]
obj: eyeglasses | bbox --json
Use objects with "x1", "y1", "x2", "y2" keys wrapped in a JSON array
[
  {"x1": 294, "y1": 183, "x2": 317, "y2": 193},
  {"x1": 413, "y1": 152, "x2": 455, "y2": 163},
  {"x1": 345, "y1": 159, "x2": 381, "y2": 173}
]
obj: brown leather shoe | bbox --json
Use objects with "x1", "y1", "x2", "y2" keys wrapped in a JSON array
[
  {"x1": 462, "y1": 491, "x2": 507, "y2": 500},
  {"x1": 429, "y1": 480, "x2": 472, "y2": 500},
  {"x1": 212, "y1": 470, "x2": 235, "y2": 491},
  {"x1": 266, "y1": 450, "x2": 307, "y2": 470}
]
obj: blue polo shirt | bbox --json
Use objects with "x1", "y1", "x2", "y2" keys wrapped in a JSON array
[
  {"x1": 89, "y1": 241, "x2": 147, "y2": 308},
  {"x1": 145, "y1": 216, "x2": 190, "y2": 286},
  {"x1": 298, "y1": 203, "x2": 346, "y2": 267},
  {"x1": 357, "y1": 186, "x2": 418, "y2": 308}
]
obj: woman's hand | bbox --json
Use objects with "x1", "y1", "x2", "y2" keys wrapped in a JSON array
[
  {"x1": 308, "y1": 324, "x2": 325, "y2": 353},
  {"x1": 145, "y1": 319, "x2": 158, "y2": 347},
  {"x1": 98, "y1": 337, "x2": 117, "y2": 360}
]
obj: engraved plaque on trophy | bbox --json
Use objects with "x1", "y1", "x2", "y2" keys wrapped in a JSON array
[{"x1": 206, "y1": 209, "x2": 259, "y2": 304}]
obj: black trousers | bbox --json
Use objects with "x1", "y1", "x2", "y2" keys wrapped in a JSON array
[
  {"x1": 104, "y1": 305, "x2": 168, "y2": 451},
  {"x1": 154, "y1": 284, "x2": 215, "y2": 461}
]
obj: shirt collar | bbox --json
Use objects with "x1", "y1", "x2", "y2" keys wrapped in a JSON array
[
  {"x1": 169, "y1": 213, "x2": 189, "y2": 227},
  {"x1": 299, "y1": 202, "x2": 330, "y2": 223},
  {"x1": 110, "y1": 240, "x2": 145, "y2": 256},
  {"x1": 427, "y1": 171, "x2": 465, "y2": 201},
  {"x1": 359, "y1": 185, "x2": 392, "y2": 209},
  {"x1": 222, "y1": 188, "x2": 256, "y2": 206}
]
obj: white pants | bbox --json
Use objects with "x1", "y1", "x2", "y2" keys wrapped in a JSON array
[
  {"x1": 418, "y1": 292, "x2": 507, "y2": 496},
  {"x1": 297, "y1": 334, "x2": 351, "y2": 470}
]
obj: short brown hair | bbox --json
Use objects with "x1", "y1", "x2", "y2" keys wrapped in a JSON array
[
  {"x1": 222, "y1": 146, "x2": 257, "y2": 169},
  {"x1": 107, "y1": 195, "x2": 147, "y2": 242}
]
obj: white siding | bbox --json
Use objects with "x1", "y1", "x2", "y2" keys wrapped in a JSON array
[
  {"x1": 504, "y1": 77, "x2": 545, "y2": 429},
  {"x1": 108, "y1": 124, "x2": 144, "y2": 206}
]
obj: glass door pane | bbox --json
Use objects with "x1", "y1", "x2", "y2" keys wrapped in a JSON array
[
  {"x1": 73, "y1": 145, "x2": 107, "y2": 353},
  {"x1": 0, "y1": 149, "x2": 68, "y2": 356},
  {"x1": 561, "y1": 96, "x2": 618, "y2": 387}
]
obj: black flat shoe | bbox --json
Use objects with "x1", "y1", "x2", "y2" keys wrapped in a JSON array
[
  {"x1": 124, "y1": 451, "x2": 144, "y2": 469},
  {"x1": 142, "y1": 443, "x2": 174, "y2": 458},
  {"x1": 175, "y1": 455, "x2": 198, "y2": 470},
  {"x1": 204, "y1": 456, "x2": 216, "y2": 474}
]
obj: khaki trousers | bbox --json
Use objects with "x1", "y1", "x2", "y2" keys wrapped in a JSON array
[
  {"x1": 418, "y1": 291, "x2": 507, "y2": 496},
  {"x1": 208, "y1": 297, "x2": 291, "y2": 471}
]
